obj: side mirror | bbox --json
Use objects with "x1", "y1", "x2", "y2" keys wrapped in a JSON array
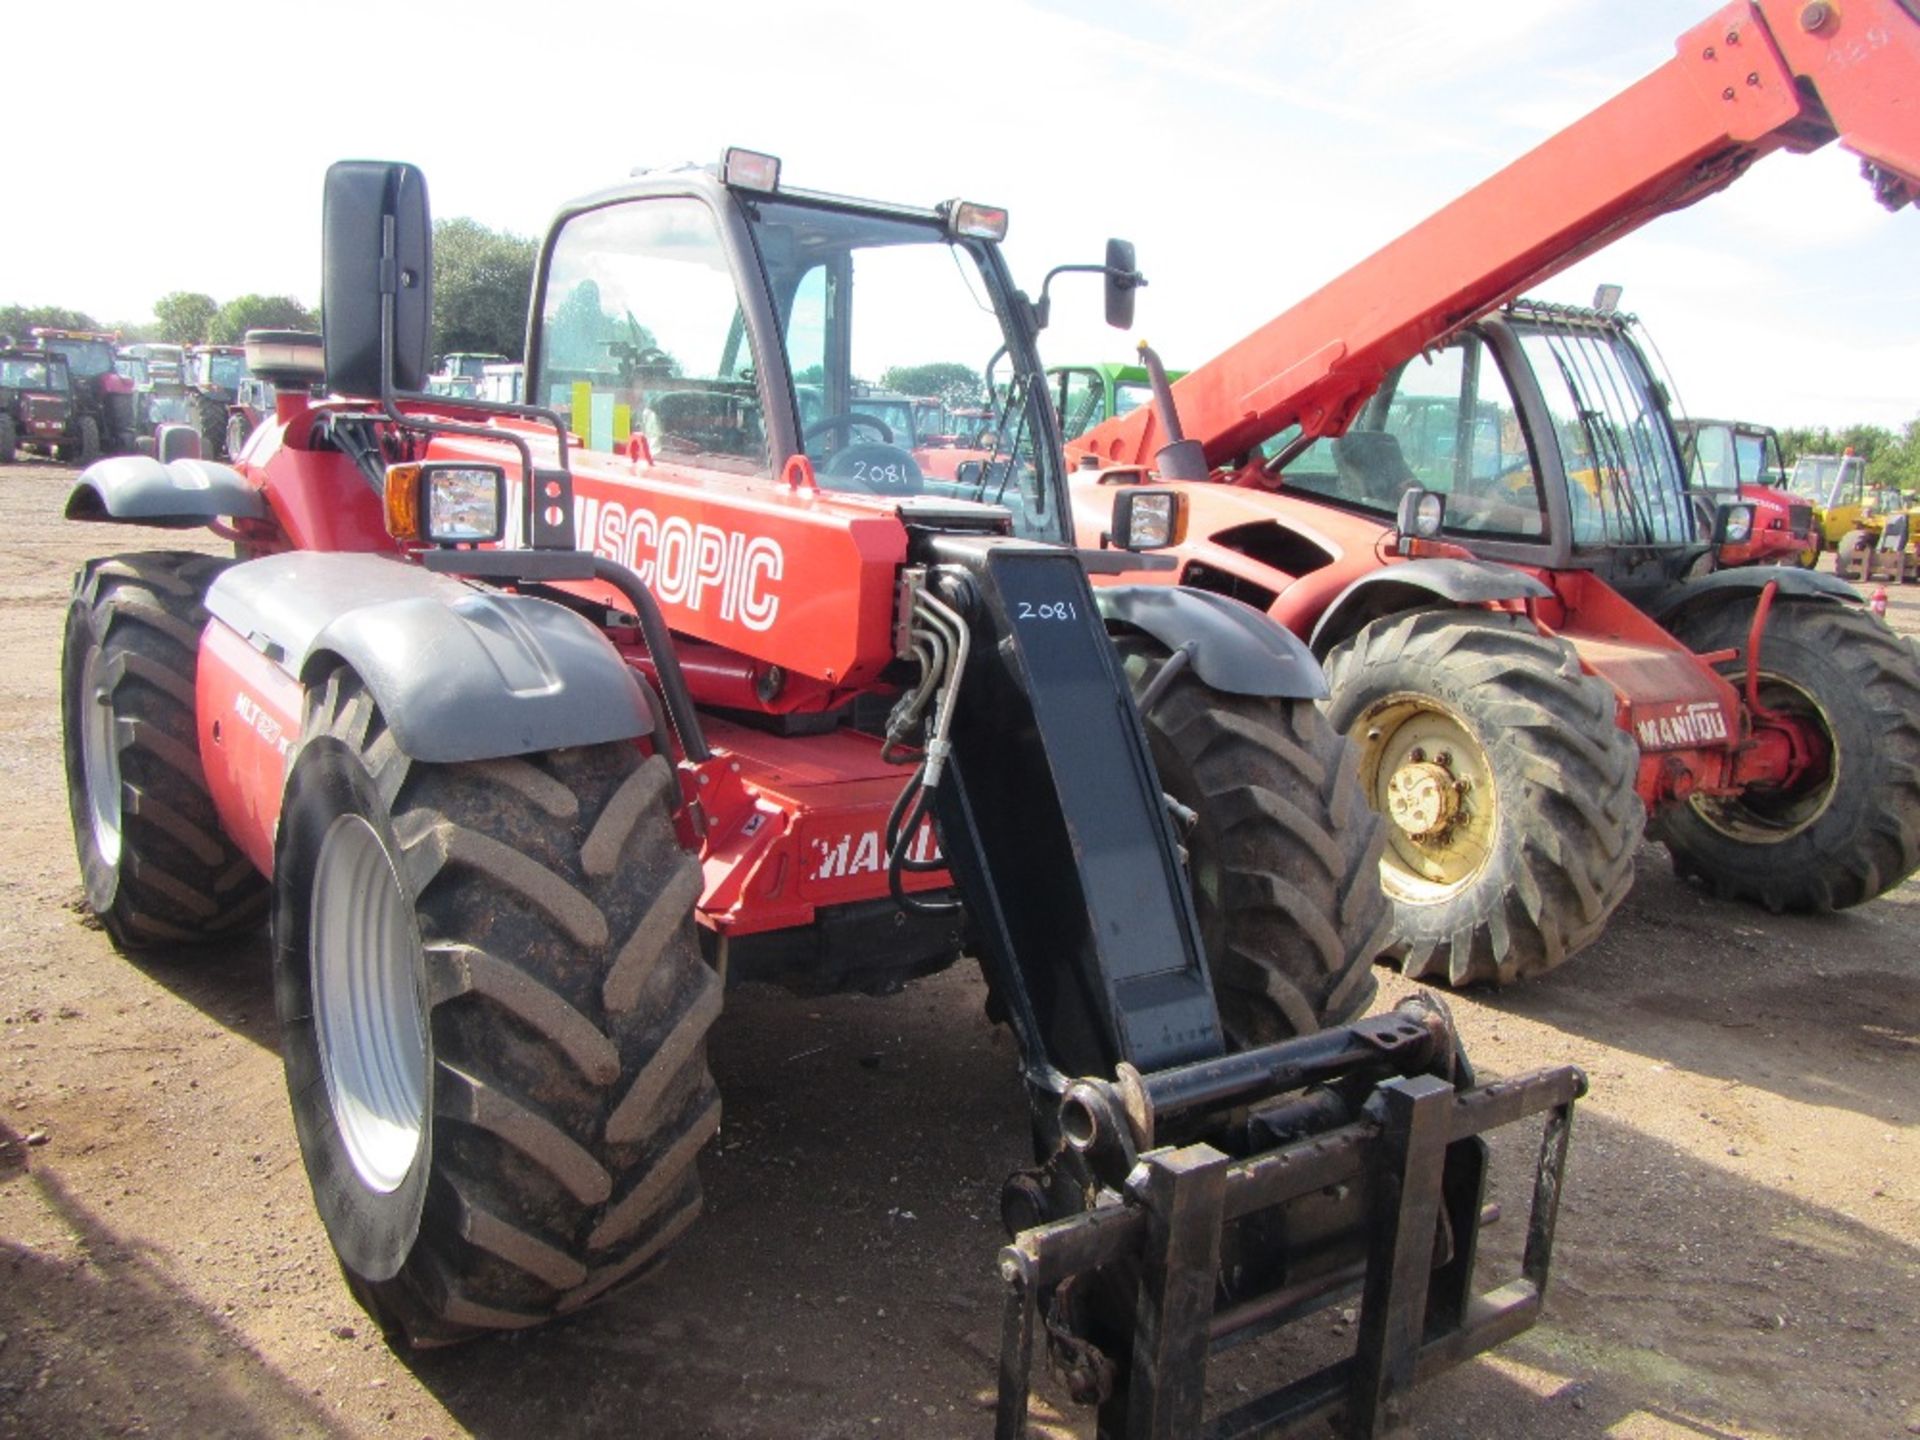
[
  {"x1": 1104, "y1": 239, "x2": 1141, "y2": 330},
  {"x1": 322, "y1": 161, "x2": 433, "y2": 398},
  {"x1": 1109, "y1": 487, "x2": 1186, "y2": 551}
]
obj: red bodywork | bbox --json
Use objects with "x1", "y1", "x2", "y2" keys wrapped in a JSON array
[
  {"x1": 1722, "y1": 484, "x2": 1812, "y2": 567},
  {"x1": 1065, "y1": 0, "x2": 1919, "y2": 813},
  {"x1": 197, "y1": 403, "x2": 948, "y2": 941}
]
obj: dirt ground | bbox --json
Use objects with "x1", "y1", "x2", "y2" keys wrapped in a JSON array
[{"x1": 1, "y1": 457, "x2": 1915, "y2": 1440}]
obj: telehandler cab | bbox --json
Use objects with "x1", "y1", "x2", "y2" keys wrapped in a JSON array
[
  {"x1": 61, "y1": 154, "x2": 1583, "y2": 1437},
  {"x1": 1068, "y1": 0, "x2": 1920, "y2": 989}
]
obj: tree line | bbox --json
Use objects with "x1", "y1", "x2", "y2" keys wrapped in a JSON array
[{"x1": 2, "y1": 217, "x2": 537, "y2": 361}]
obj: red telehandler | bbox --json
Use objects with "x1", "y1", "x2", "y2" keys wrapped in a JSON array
[
  {"x1": 58, "y1": 155, "x2": 1582, "y2": 1437},
  {"x1": 1068, "y1": 0, "x2": 1920, "y2": 988}
]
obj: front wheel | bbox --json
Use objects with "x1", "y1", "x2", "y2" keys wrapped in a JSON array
[
  {"x1": 76, "y1": 415, "x2": 100, "y2": 465},
  {"x1": 275, "y1": 670, "x2": 720, "y2": 1344},
  {"x1": 226, "y1": 411, "x2": 251, "y2": 460},
  {"x1": 1116, "y1": 638, "x2": 1388, "y2": 1043},
  {"x1": 1656, "y1": 600, "x2": 1920, "y2": 909},
  {"x1": 1323, "y1": 611, "x2": 1644, "y2": 987},
  {"x1": 0, "y1": 415, "x2": 16, "y2": 464}
]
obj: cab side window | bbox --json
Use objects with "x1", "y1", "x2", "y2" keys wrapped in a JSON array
[{"x1": 537, "y1": 198, "x2": 769, "y2": 474}]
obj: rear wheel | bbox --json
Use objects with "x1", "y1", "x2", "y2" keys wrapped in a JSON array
[
  {"x1": 61, "y1": 552, "x2": 268, "y2": 949},
  {"x1": 1323, "y1": 610, "x2": 1643, "y2": 987},
  {"x1": 0, "y1": 415, "x2": 15, "y2": 464},
  {"x1": 1657, "y1": 600, "x2": 1920, "y2": 909},
  {"x1": 1116, "y1": 638, "x2": 1387, "y2": 1041},
  {"x1": 275, "y1": 670, "x2": 720, "y2": 1345}
]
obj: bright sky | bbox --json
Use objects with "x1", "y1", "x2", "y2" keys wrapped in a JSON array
[{"x1": 7, "y1": 0, "x2": 1914, "y2": 431}]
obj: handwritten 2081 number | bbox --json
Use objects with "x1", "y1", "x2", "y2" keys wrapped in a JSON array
[{"x1": 1017, "y1": 599, "x2": 1079, "y2": 621}]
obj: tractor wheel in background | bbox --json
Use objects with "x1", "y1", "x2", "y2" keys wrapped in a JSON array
[
  {"x1": 1116, "y1": 637, "x2": 1389, "y2": 1042},
  {"x1": 274, "y1": 670, "x2": 720, "y2": 1345},
  {"x1": 1656, "y1": 600, "x2": 1920, "y2": 909},
  {"x1": 61, "y1": 552, "x2": 269, "y2": 950},
  {"x1": 1322, "y1": 610, "x2": 1643, "y2": 987},
  {"x1": 1833, "y1": 529, "x2": 1873, "y2": 581},
  {"x1": 76, "y1": 415, "x2": 100, "y2": 466},
  {"x1": 226, "y1": 411, "x2": 252, "y2": 461},
  {"x1": 195, "y1": 395, "x2": 228, "y2": 459},
  {"x1": 0, "y1": 415, "x2": 15, "y2": 464}
]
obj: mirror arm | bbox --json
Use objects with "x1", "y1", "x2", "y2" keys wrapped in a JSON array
[{"x1": 1034, "y1": 261, "x2": 1141, "y2": 332}]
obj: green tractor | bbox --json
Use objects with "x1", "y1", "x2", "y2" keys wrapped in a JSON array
[{"x1": 1049, "y1": 360, "x2": 1185, "y2": 441}]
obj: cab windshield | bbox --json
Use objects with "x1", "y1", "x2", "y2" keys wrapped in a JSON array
[
  {"x1": 44, "y1": 339, "x2": 113, "y2": 379},
  {"x1": 1785, "y1": 455, "x2": 1861, "y2": 507},
  {"x1": 204, "y1": 353, "x2": 246, "y2": 389},
  {"x1": 753, "y1": 196, "x2": 1061, "y2": 540},
  {"x1": 532, "y1": 189, "x2": 1062, "y2": 539},
  {"x1": 1, "y1": 359, "x2": 63, "y2": 390},
  {"x1": 1269, "y1": 332, "x2": 1549, "y2": 542}
]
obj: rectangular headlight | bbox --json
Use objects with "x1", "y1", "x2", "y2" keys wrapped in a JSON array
[
  {"x1": 386, "y1": 462, "x2": 507, "y2": 545},
  {"x1": 1112, "y1": 488, "x2": 1186, "y2": 551},
  {"x1": 721, "y1": 147, "x2": 781, "y2": 192},
  {"x1": 946, "y1": 201, "x2": 1008, "y2": 242}
]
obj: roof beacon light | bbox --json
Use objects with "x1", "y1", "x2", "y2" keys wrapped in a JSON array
[
  {"x1": 722, "y1": 148, "x2": 781, "y2": 193},
  {"x1": 948, "y1": 201, "x2": 1009, "y2": 242}
]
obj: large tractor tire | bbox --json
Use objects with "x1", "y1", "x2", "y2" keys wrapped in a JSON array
[
  {"x1": 75, "y1": 415, "x2": 101, "y2": 466},
  {"x1": 0, "y1": 415, "x2": 16, "y2": 464},
  {"x1": 1656, "y1": 600, "x2": 1920, "y2": 909},
  {"x1": 61, "y1": 552, "x2": 269, "y2": 950},
  {"x1": 1116, "y1": 638, "x2": 1389, "y2": 1042},
  {"x1": 274, "y1": 669, "x2": 720, "y2": 1346},
  {"x1": 1323, "y1": 610, "x2": 1643, "y2": 987}
]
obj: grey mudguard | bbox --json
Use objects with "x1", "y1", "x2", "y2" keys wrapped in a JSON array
[
  {"x1": 1308, "y1": 557, "x2": 1553, "y2": 653},
  {"x1": 66, "y1": 455, "x2": 271, "y2": 528},
  {"x1": 1095, "y1": 584, "x2": 1327, "y2": 700},
  {"x1": 205, "y1": 552, "x2": 653, "y2": 763},
  {"x1": 1643, "y1": 564, "x2": 1858, "y2": 626}
]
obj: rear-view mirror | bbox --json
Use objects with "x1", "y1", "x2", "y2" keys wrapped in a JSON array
[
  {"x1": 1104, "y1": 239, "x2": 1140, "y2": 330},
  {"x1": 322, "y1": 161, "x2": 433, "y2": 398}
]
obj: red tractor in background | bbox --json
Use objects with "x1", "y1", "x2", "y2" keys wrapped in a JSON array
[
  {"x1": 0, "y1": 346, "x2": 76, "y2": 462},
  {"x1": 1067, "y1": 0, "x2": 1920, "y2": 988},
  {"x1": 56, "y1": 155, "x2": 1584, "y2": 1438},
  {"x1": 1674, "y1": 415, "x2": 1810, "y2": 567},
  {"x1": 29, "y1": 328, "x2": 137, "y2": 459}
]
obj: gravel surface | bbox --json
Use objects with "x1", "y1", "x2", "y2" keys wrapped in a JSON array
[{"x1": 2, "y1": 459, "x2": 1915, "y2": 1439}]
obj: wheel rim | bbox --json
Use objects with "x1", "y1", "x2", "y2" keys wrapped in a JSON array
[
  {"x1": 79, "y1": 644, "x2": 124, "y2": 867},
  {"x1": 311, "y1": 814, "x2": 429, "y2": 1194},
  {"x1": 1355, "y1": 694, "x2": 1497, "y2": 903},
  {"x1": 1687, "y1": 674, "x2": 1837, "y2": 844}
]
